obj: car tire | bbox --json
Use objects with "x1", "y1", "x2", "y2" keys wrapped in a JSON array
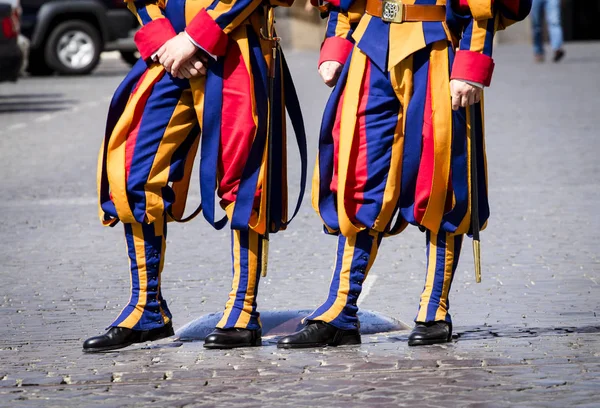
[
  {"x1": 45, "y1": 20, "x2": 102, "y2": 75},
  {"x1": 120, "y1": 50, "x2": 140, "y2": 66},
  {"x1": 27, "y1": 50, "x2": 54, "y2": 76}
]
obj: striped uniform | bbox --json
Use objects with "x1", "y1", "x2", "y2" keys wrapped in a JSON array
[
  {"x1": 307, "y1": 0, "x2": 531, "y2": 330},
  {"x1": 98, "y1": 0, "x2": 306, "y2": 331}
]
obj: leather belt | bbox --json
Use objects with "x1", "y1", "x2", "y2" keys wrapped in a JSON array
[{"x1": 365, "y1": 0, "x2": 446, "y2": 23}]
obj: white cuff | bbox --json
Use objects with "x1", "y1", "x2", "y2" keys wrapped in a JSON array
[
  {"x1": 184, "y1": 31, "x2": 217, "y2": 60},
  {"x1": 461, "y1": 79, "x2": 484, "y2": 89}
]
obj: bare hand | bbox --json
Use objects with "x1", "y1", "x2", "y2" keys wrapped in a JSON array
[
  {"x1": 156, "y1": 33, "x2": 198, "y2": 77},
  {"x1": 318, "y1": 61, "x2": 343, "y2": 87},
  {"x1": 450, "y1": 79, "x2": 482, "y2": 111},
  {"x1": 174, "y1": 56, "x2": 206, "y2": 79}
]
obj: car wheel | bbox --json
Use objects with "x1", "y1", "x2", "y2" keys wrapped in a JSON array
[
  {"x1": 27, "y1": 50, "x2": 54, "y2": 76},
  {"x1": 120, "y1": 50, "x2": 140, "y2": 66},
  {"x1": 45, "y1": 20, "x2": 101, "y2": 75}
]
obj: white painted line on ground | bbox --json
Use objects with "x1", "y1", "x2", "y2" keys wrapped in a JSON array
[
  {"x1": 35, "y1": 114, "x2": 54, "y2": 122},
  {"x1": 7, "y1": 123, "x2": 26, "y2": 130},
  {"x1": 357, "y1": 274, "x2": 377, "y2": 306}
]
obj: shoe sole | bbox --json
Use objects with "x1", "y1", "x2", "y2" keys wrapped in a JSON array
[
  {"x1": 203, "y1": 339, "x2": 262, "y2": 349},
  {"x1": 408, "y1": 336, "x2": 452, "y2": 347},
  {"x1": 82, "y1": 326, "x2": 175, "y2": 353},
  {"x1": 82, "y1": 342, "x2": 134, "y2": 353},
  {"x1": 277, "y1": 335, "x2": 361, "y2": 349}
]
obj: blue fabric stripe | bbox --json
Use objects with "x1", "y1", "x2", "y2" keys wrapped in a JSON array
[
  {"x1": 355, "y1": 61, "x2": 399, "y2": 229},
  {"x1": 127, "y1": 74, "x2": 188, "y2": 223},
  {"x1": 135, "y1": 222, "x2": 163, "y2": 330},
  {"x1": 270, "y1": 55, "x2": 284, "y2": 232},
  {"x1": 111, "y1": 224, "x2": 140, "y2": 327},
  {"x1": 212, "y1": 0, "x2": 254, "y2": 30},
  {"x1": 200, "y1": 59, "x2": 228, "y2": 230},
  {"x1": 356, "y1": 17, "x2": 389, "y2": 73},
  {"x1": 100, "y1": 60, "x2": 148, "y2": 221},
  {"x1": 474, "y1": 103, "x2": 490, "y2": 228},
  {"x1": 163, "y1": 0, "x2": 186, "y2": 33},
  {"x1": 306, "y1": 235, "x2": 346, "y2": 320},
  {"x1": 134, "y1": 2, "x2": 153, "y2": 25},
  {"x1": 225, "y1": 230, "x2": 250, "y2": 327},
  {"x1": 316, "y1": 51, "x2": 353, "y2": 233},
  {"x1": 399, "y1": 47, "x2": 429, "y2": 225},
  {"x1": 422, "y1": 22, "x2": 449, "y2": 47},
  {"x1": 445, "y1": 234, "x2": 463, "y2": 316},
  {"x1": 230, "y1": 28, "x2": 269, "y2": 230},
  {"x1": 326, "y1": 11, "x2": 339, "y2": 38},
  {"x1": 425, "y1": 232, "x2": 448, "y2": 322},
  {"x1": 483, "y1": 18, "x2": 495, "y2": 56}
]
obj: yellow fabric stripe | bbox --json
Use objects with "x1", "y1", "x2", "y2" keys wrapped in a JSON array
[
  {"x1": 456, "y1": 101, "x2": 473, "y2": 235},
  {"x1": 146, "y1": 3, "x2": 164, "y2": 20},
  {"x1": 101, "y1": 66, "x2": 164, "y2": 224},
  {"x1": 313, "y1": 234, "x2": 356, "y2": 322},
  {"x1": 337, "y1": 48, "x2": 367, "y2": 237},
  {"x1": 120, "y1": 224, "x2": 149, "y2": 328},
  {"x1": 417, "y1": 231, "x2": 438, "y2": 322},
  {"x1": 419, "y1": 41, "x2": 452, "y2": 232},
  {"x1": 217, "y1": 230, "x2": 242, "y2": 328},
  {"x1": 235, "y1": 230, "x2": 259, "y2": 328},
  {"x1": 144, "y1": 90, "x2": 197, "y2": 224},
  {"x1": 434, "y1": 233, "x2": 455, "y2": 321},
  {"x1": 207, "y1": 0, "x2": 262, "y2": 35},
  {"x1": 388, "y1": 22, "x2": 428, "y2": 71},
  {"x1": 469, "y1": 18, "x2": 491, "y2": 54},
  {"x1": 467, "y1": 0, "x2": 493, "y2": 21},
  {"x1": 156, "y1": 221, "x2": 170, "y2": 324},
  {"x1": 126, "y1": 2, "x2": 165, "y2": 25},
  {"x1": 372, "y1": 55, "x2": 414, "y2": 232},
  {"x1": 333, "y1": 10, "x2": 352, "y2": 38}
]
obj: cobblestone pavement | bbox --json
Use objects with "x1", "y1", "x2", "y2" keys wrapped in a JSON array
[{"x1": 1, "y1": 42, "x2": 599, "y2": 407}]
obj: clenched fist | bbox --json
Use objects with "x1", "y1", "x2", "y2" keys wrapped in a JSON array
[
  {"x1": 318, "y1": 60, "x2": 343, "y2": 88},
  {"x1": 450, "y1": 79, "x2": 482, "y2": 111}
]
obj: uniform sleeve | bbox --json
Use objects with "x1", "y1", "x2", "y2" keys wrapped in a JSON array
[
  {"x1": 450, "y1": 0, "x2": 531, "y2": 87},
  {"x1": 127, "y1": 1, "x2": 177, "y2": 61},
  {"x1": 185, "y1": 0, "x2": 265, "y2": 58},
  {"x1": 318, "y1": 7, "x2": 356, "y2": 67},
  {"x1": 450, "y1": 13, "x2": 497, "y2": 87}
]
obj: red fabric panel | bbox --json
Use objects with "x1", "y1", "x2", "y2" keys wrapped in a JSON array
[
  {"x1": 345, "y1": 60, "x2": 371, "y2": 221},
  {"x1": 125, "y1": 73, "x2": 156, "y2": 181},
  {"x1": 185, "y1": 8, "x2": 229, "y2": 57},
  {"x1": 218, "y1": 43, "x2": 257, "y2": 205},
  {"x1": 134, "y1": 19, "x2": 177, "y2": 61},
  {"x1": 414, "y1": 67, "x2": 434, "y2": 224},
  {"x1": 319, "y1": 36, "x2": 354, "y2": 67},
  {"x1": 330, "y1": 89, "x2": 345, "y2": 194},
  {"x1": 451, "y1": 50, "x2": 495, "y2": 87},
  {"x1": 311, "y1": 0, "x2": 340, "y2": 7}
]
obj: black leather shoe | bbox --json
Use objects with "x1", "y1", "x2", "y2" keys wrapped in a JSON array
[
  {"x1": 277, "y1": 321, "x2": 361, "y2": 349},
  {"x1": 82, "y1": 322, "x2": 174, "y2": 353},
  {"x1": 407, "y1": 321, "x2": 452, "y2": 346},
  {"x1": 203, "y1": 328, "x2": 262, "y2": 349}
]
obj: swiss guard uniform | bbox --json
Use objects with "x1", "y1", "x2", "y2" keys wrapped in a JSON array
[
  {"x1": 83, "y1": 0, "x2": 306, "y2": 352},
  {"x1": 279, "y1": 0, "x2": 530, "y2": 348}
]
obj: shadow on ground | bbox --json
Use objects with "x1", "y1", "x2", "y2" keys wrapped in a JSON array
[{"x1": 0, "y1": 93, "x2": 77, "y2": 113}]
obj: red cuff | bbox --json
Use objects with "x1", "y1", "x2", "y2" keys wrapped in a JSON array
[
  {"x1": 185, "y1": 8, "x2": 229, "y2": 57},
  {"x1": 134, "y1": 18, "x2": 177, "y2": 61},
  {"x1": 451, "y1": 50, "x2": 495, "y2": 87},
  {"x1": 318, "y1": 36, "x2": 353, "y2": 68},
  {"x1": 311, "y1": 0, "x2": 340, "y2": 6}
]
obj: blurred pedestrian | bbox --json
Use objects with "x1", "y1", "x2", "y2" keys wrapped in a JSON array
[{"x1": 531, "y1": 0, "x2": 565, "y2": 62}]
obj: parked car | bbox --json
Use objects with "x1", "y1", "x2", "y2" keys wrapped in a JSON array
[
  {"x1": 20, "y1": 0, "x2": 139, "y2": 76},
  {"x1": 0, "y1": 0, "x2": 23, "y2": 82}
]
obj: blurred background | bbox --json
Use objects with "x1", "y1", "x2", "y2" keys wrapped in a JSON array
[{"x1": 0, "y1": 0, "x2": 599, "y2": 81}]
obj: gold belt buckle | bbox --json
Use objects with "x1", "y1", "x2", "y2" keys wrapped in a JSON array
[{"x1": 381, "y1": 0, "x2": 404, "y2": 23}]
